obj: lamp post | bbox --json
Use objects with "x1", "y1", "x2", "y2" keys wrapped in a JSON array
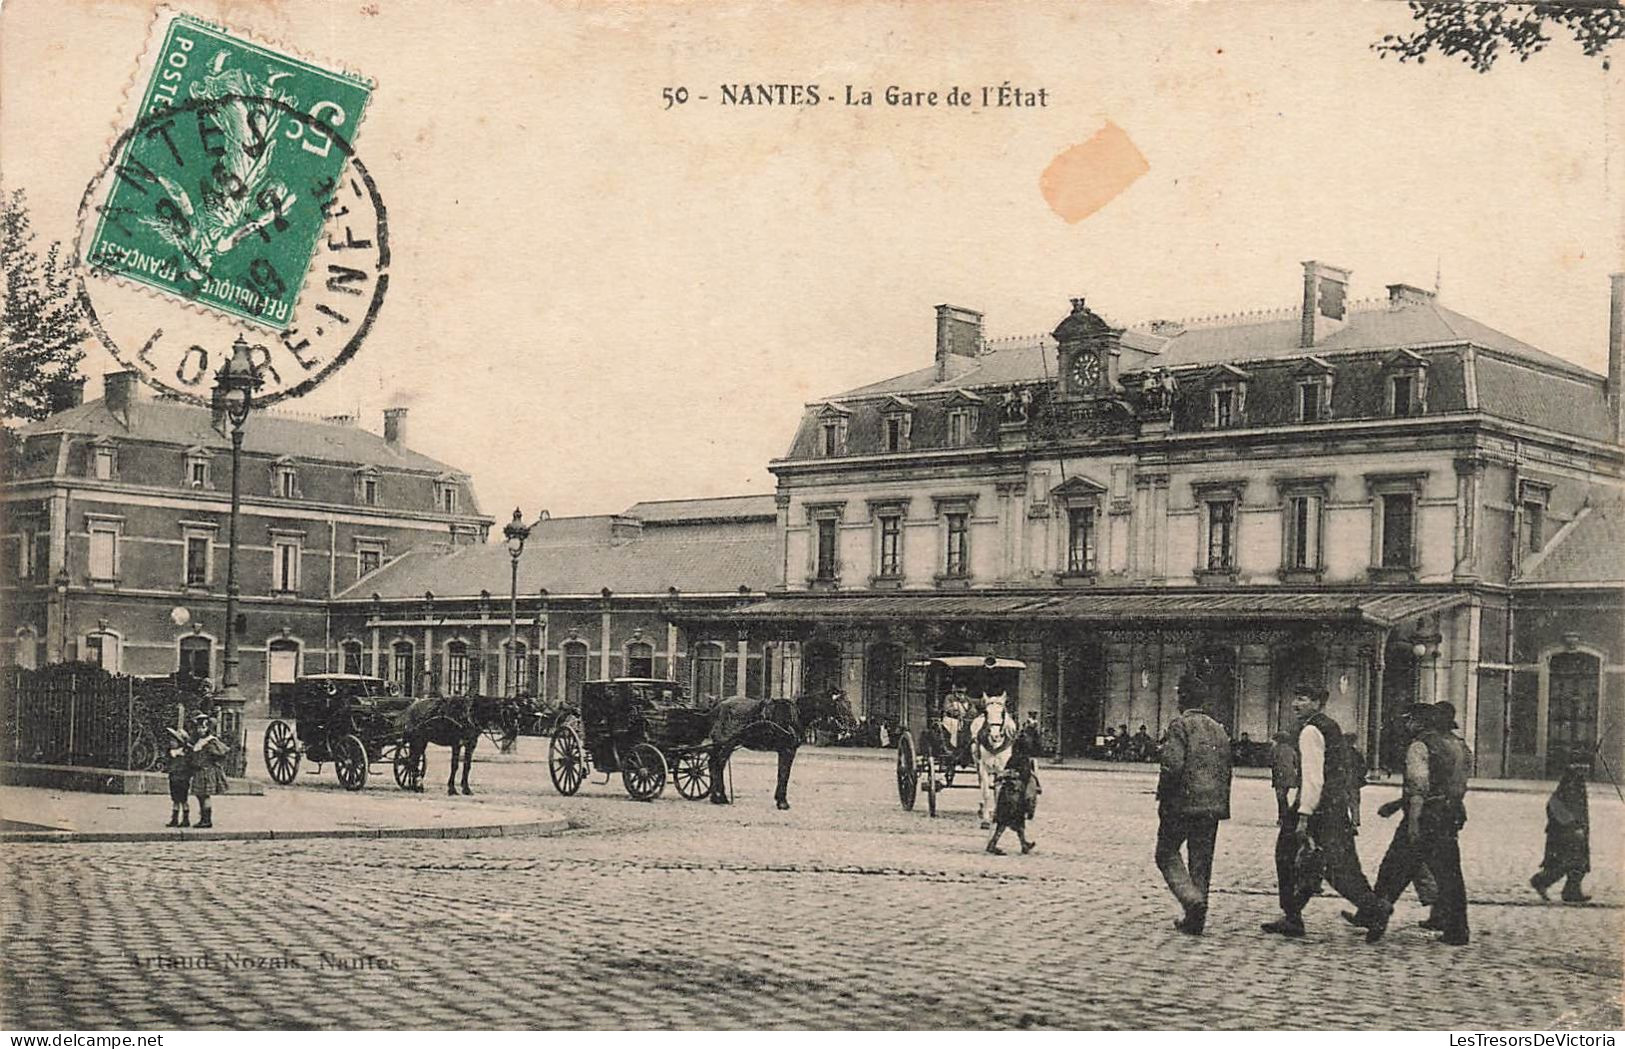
[
  {"x1": 213, "y1": 337, "x2": 263, "y2": 734},
  {"x1": 502, "y1": 508, "x2": 531, "y2": 695}
]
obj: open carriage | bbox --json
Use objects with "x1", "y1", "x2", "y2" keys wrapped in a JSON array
[
  {"x1": 895, "y1": 655, "x2": 1026, "y2": 817},
  {"x1": 261, "y1": 674, "x2": 420, "y2": 791},
  {"x1": 546, "y1": 678, "x2": 713, "y2": 802}
]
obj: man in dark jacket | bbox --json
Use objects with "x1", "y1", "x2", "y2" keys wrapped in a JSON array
[
  {"x1": 1263, "y1": 684, "x2": 1393, "y2": 942},
  {"x1": 1156, "y1": 673, "x2": 1233, "y2": 936}
]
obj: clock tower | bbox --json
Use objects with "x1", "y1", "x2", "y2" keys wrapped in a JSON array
[{"x1": 1052, "y1": 296, "x2": 1121, "y2": 399}]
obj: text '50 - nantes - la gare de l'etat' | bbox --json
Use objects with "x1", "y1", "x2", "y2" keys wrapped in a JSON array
[{"x1": 660, "y1": 83, "x2": 1050, "y2": 110}]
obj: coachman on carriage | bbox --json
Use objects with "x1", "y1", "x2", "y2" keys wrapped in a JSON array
[{"x1": 895, "y1": 655, "x2": 1026, "y2": 822}]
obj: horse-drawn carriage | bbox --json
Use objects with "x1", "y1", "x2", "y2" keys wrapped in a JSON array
[
  {"x1": 546, "y1": 678, "x2": 714, "y2": 801},
  {"x1": 262, "y1": 674, "x2": 422, "y2": 791},
  {"x1": 895, "y1": 655, "x2": 1026, "y2": 818}
]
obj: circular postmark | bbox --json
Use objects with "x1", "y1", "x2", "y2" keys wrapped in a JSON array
[{"x1": 74, "y1": 94, "x2": 389, "y2": 408}]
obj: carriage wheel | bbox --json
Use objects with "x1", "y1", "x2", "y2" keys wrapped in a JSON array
[
  {"x1": 896, "y1": 732, "x2": 917, "y2": 811},
  {"x1": 621, "y1": 743, "x2": 668, "y2": 802},
  {"x1": 548, "y1": 725, "x2": 587, "y2": 796},
  {"x1": 392, "y1": 745, "x2": 426, "y2": 790},
  {"x1": 263, "y1": 720, "x2": 301, "y2": 785},
  {"x1": 672, "y1": 749, "x2": 712, "y2": 800},
  {"x1": 333, "y1": 734, "x2": 368, "y2": 791},
  {"x1": 128, "y1": 724, "x2": 159, "y2": 772}
]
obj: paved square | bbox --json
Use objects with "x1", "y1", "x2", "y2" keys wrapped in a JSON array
[{"x1": 1, "y1": 751, "x2": 1619, "y2": 1029}]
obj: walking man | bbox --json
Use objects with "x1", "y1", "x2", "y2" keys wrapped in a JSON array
[
  {"x1": 1156, "y1": 673, "x2": 1233, "y2": 936},
  {"x1": 1263, "y1": 684, "x2": 1392, "y2": 942},
  {"x1": 1384, "y1": 701, "x2": 1475, "y2": 948},
  {"x1": 1266, "y1": 729, "x2": 1300, "y2": 927},
  {"x1": 1372, "y1": 705, "x2": 1438, "y2": 917}
]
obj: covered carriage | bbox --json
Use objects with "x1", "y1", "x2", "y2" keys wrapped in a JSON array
[
  {"x1": 261, "y1": 674, "x2": 421, "y2": 791},
  {"x1": 547, "y1": 678, "x2": 713, "y2": 801},
  {"x1": 896, "y1": 655, "x2": 1027, "y2": 816}
]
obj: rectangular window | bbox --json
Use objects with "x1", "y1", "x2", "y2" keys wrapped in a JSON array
[
  {"x1": 446, "y1": 648, "x2": 470, "y2": 696},
  {"x1": 948, "y1": 411, "x2": 970, "y2": 448},
  {"x1": 1520, "y1": 500, "x2": 1545, "y2": 554},
  {"x1": 1380, "y1": 493, "x2": 1414, "y2": 568},
  {"x1": 93, "y1": 447, "x2": 115, "y2": 480},
  {"x1": 442, "y1": 485, "x2": 457, "y2": 514},
  {"x1": 1211, "y1": 389, "x2": 1234, "y2": 429},
  {"x1": 1391, "y1": 375, "x2": 1415, "y2": 418},
  {"x1": 1285, "y1": 494, "x2": 1321, "y2": 570},
  {"x1": 276, "y1": 469, "x2": 296, "y2": 499},
  {"x1": 1206, "y1": 500, "x2": 1236, "y2": 571},
  {"x1": 358, "y1": 546, "x2": 382, "y2": 579},
  {"x1": 189, "y1": 460, "x2": 208, "y2": 487},
  {"x1": 342, "y1": 641, "x2": 364, "y2": 676},
  {"x1": 88, "y1": 527, "x2": 117, "y2": 580},
  {"x1": 1067, "y1": 507, "x2": 1096, "y2": 573},
  {"x1": 361, "y1": 477, "x2": 378, "y2": 505},
  {"x1": 17, "y1": 531, "x2": 36, "y2": 580},
  {"x1": 945, "y1": 512, "x2": 969, "y2": 575},
  {"x1": 815, "y1": 518, "x2": 838, "y2": 580},
  {"x1": 1298, "y1": 383, "x2": 1322, "y2": 423},
  {"x1": 878, "y1": 515, "x2": 902, "y2": 577},
  {"x1": 185, "y1": 535, "x2": 209, "y2": 586},
  {"x1": 886, "y1": 417, "x2": 903, "y2": 453},
  {"x1": 273, "y1": 540, "x2": 301, "y2": 592},
  {"x1": 822, "y1": 423, "x2": 839, "y2": 457}
]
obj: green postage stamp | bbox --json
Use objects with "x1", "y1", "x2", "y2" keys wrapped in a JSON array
[{"x1": 87, "y1": 10, "x2": 374, "y2": 328}]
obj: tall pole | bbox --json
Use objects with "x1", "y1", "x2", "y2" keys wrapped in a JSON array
[
  {"x1": 222, "y1": 422, "x2": 244, "y2": 702},
  {"x1": 508, "y1": 552, "x2": 519, "y2": 695}
]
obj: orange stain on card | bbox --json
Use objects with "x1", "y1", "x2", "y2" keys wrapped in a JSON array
[{"x1": 1039, "y1": 121, "x2": 1150, "y2": 223}]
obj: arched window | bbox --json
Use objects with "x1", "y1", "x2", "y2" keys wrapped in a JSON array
[
  {"x1": 627, "y1": 641, "x2": 654, "y2": 678},
  {"x1": 503, "y1": 639, "x2": 528, "y2": 696},
  {"x1": 340, "y1": 639, "x2": 365, "y2": 676},
  {"x1": 392, "y1": 641, "x2": 417, "y2": 697},
  {"x1": 563, "y1": 641, "x2": 590, "y2": 706},
  {"x1": 84, "y1": 631, "x2": 122, "y2": 674},
  {"x1": 693, "y1": 642, "x2": 725, "y2": 703},
  {"x1": 178, "y1": 636, "x2": 213, "y2": 685},
  {"x1": 446, "y1": 640, "x2": 471, "y2": 696}
]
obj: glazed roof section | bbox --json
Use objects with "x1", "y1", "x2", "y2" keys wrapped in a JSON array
[
  {"x1": 621, "y1": 494, "x2": 778, "y2": 522},
  {"x1": 1519, "y1": 492, "x2": 1625, "y2": 586},
  {"x1": 337, "y1": 514, "x2": 779, "y2": 600},
  {"x1": 19, "y1": 397, "x2": 460, "y2": 475}
]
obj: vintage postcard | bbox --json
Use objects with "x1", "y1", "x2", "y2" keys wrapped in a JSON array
[{"x1": 0, "y1": 0, "x2": 1621, "y2": 1036}]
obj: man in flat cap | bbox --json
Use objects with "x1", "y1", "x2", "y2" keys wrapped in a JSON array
[{"x1": 1264, "y1": 683, "x2": 1392, "y2": 942}]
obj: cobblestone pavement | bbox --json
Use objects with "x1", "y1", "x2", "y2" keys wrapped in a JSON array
[{"x1": 2, "y1": 748, "x2": 1620, "y2": 1030}]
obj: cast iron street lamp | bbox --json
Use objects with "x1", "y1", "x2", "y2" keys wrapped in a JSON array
[
  {"x1": 503, "y1": 508, "x2": 531, "y2": 695},
  {"x1": 213, "y1": 336, "x2": 263, "y2": 714}
]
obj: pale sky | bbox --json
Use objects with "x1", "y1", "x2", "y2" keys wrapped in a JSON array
[{"x1": 3, "y1": 0, "x2": 1621, "y2": 521}]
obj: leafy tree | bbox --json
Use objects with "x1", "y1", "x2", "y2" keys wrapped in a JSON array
[
  {"x1": 1375, "y1": 1, "x2": 1624, "y2": 72},
  {"x1": 2, "y1": 188, "x2": 87, "y2": 426}
]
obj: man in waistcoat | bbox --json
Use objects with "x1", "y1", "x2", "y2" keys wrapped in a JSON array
[
  {"x1": 1263, "y1": 684, "x2": 1392, "y2": 942},
  {"x1": 1155, "y1": 673, "x2": 1233, "y2": 936}
]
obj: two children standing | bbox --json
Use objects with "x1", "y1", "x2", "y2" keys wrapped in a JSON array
[{"x1": 164, "y1": 712, "x2": 229, "y2": 828}]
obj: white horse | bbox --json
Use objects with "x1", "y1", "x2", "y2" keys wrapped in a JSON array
[{"x1": 969, "y1": 692, "x2": 1018, "y2": 829}]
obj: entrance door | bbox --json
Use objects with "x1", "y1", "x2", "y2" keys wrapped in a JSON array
[
  {"x1": 1188, "y1": 646, "x2": 1238, "y2": 737},
  {"x1": 1547, "y1": 652, "x2": 1600, "y2": 776},
  {"x1": 178, "y1": 636, "x2": 212, "y2": 686},
  {"x1": 804, "y1": 641, "x2": 841, "y2": 701},
  {"x1": 267, "y1": 639, "x2": 300, "y2": 715},
  {"x1": 865, "y1": 643, "x2": 903, "y2": 724},
  {"x1": 1379, "y1": 645, "x2": 1418, "y2": 773},
  {"x1": 1060, "y1": 643, "x2": 1106, "y2": 756}
]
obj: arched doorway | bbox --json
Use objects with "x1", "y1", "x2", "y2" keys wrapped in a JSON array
[
  {"x1": 865, "y1": 642, "x2": 903, "y2": 724},
  {"x1": 1187, "y1": 645, "x2": 1238, "y2": 736},
  {"x1": 267, "y1": 638, "x2": 301, "y2": 713},
  {"x1": 804, "y1": 640, "x2": 842, "y2": 701},
  {"x1": 1548, "y1": 652, "x2": 1601, "y2": 776}
]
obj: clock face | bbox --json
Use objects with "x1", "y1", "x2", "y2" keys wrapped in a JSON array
[{"x1": 1070, "y1": 351, "x2": 1101, "y2": 391}]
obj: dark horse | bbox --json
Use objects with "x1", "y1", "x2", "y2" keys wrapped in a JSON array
[
  {"x1": 707, "y1": 690, "x2": 854, "y2": 810},
  {"x1": 399, "y1": 695, "x2": 522, "y2": 795}
]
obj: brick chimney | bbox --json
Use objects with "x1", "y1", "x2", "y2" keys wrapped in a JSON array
[
  {"x1": 1609, "y1": 272, "x2": 1624, "y2": 443},
  {"x1": 64, "y1": 378, "x2": 86, "y2": 408},
  {"x1": 383, "y1": 407, "x2": 408, "y2": 448},
  {"x1": 935, "y1": 304, "x2": 984, "y2": 381},
  {"x1": 103, "y1": 370, "x2": 143, "y2": 428},
  {"x1": 1300, "y1": 261, "x2": 1351, "y2": 348}
]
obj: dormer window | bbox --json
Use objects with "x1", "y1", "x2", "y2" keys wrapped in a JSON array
[
  {"x1": 90, "y1": 441, "x2": 117, "y2": 480},
  {"x1": 1204, "y1": 366, "x2": 1248, "y2": 430},
  {"x1": 276, "y1": 465, "x2": 299, "y2": 499},
  {"x1": 1298, "y1": 382, "x2": 1324, "y2": 423},
  {"x1": 822, "y1": 422, "x2": 842, "y2": 456},
  {"x1": 182, "y1": 447, "x2": 212, "y2": 490},
  {"x1": 1382, "y1": 350, "x2": 1429, "y2": 419},
  {"x1": 355, "y1": 467, "x2": 380, "y2": 507},
  {"x1": 813, "y1": 403, "x2": 851, "y2": 458},
  {"x1": 1294, "y1": 357, "x2": 1335, "y2": 423},
  {"x1": 438, "y1": 481, "x2": 459, "y2": 515},
  {"x1": 879, "y1": 396, "x2": 914, "y2": 453},
  {"x1": 943, "y1": 390, "x2": 983, "y2": 449}
]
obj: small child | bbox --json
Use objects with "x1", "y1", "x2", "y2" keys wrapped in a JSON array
[
  {"x1": 164, "y1": 725, "x2": 194, "y2": 827},
  {"x1": 986, "y1": 724, "x2": 1041, "y2": 856},
  {"x1": 188, "y1": 713, "x2": 230, "y2": 829}
]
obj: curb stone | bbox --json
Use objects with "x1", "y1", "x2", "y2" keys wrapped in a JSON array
[{"x1": 0, "y1": 817, "x2": 573, "y2": 845}]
